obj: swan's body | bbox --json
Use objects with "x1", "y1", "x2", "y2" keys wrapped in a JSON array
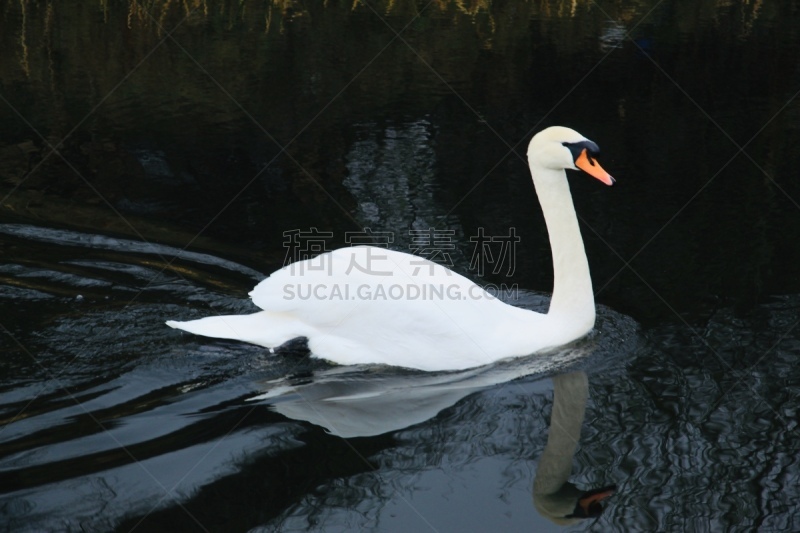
[{"x1": 167, "y1": 126, "x2": 614, "y2": 371}]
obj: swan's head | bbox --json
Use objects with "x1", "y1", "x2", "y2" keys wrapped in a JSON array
[
  {"x1": 534, "y1": 483, "x2": 616, "y2": 526},
  {"x1": 527, "y1": 126, "x2": 615, "y2": 186}
]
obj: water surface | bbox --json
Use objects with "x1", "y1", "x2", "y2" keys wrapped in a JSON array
[{"x1": 2, "y1": 1, "x2": 800, "y2": 531}]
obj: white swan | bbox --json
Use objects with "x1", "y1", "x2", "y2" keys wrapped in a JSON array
[{"x1": 166, "y1": 126, "x2": 614, "y2": 371}]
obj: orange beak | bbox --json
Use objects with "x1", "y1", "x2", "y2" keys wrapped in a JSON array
[{"x1": 575, "y1": 149, "x2": 615, "y2": 186}]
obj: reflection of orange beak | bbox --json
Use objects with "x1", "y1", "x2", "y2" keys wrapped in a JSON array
[
  {"x1": 578, "y1": 486, "x2": 616, "y2": 514},
  {"x1": 575, "y1": 149, "x2": 615, "y2": 186}
]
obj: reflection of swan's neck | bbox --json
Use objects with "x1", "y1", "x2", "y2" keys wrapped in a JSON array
[
  {"x1": 532, "y1": 166, "x2": 595, "y2": 326},
  {"x1": 533, "y1": 372, "x2": 589, "y2": 520}
]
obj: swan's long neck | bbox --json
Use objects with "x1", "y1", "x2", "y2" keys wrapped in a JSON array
[
  {"x1": 531, "y1": 165, "x2": 596, "y2": 327},
  {"x1": 533, "y1": 372, "x2": 589, "y2": 497},
  {"x1": 533, "y1": 372, "x2": 589, "y2": 523}
]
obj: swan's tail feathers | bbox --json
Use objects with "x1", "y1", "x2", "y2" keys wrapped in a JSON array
[{"x1": 166, "y1": 311, "x2": 309, "y2": 349}]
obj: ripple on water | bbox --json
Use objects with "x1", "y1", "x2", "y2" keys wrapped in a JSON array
[{"x1": 16, "y1": 226, "x2": 800, "y2": 531}]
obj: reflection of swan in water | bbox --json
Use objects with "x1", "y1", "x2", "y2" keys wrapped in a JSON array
[
  {"x1": 533, "y1": 371, "x2": 615, "y2": 525},
  {"x1": 250, "y1": 344, "x2": 592, "y2": 438},
  {"x1": 251, "y1": 352, "x2": 616, "y2": 524}
]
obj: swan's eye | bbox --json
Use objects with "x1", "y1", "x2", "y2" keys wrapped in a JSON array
[{"x1": 562, "y1": 140, "x2": 601, "y2": 165}]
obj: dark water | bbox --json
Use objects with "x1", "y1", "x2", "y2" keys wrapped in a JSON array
[{"x1": 1, "y1": 1, "x2": 800, "y2": 531}]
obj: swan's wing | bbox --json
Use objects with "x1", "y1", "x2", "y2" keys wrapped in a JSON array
[
  {"x1": 250, "y1": 246, "x2": 492, "y2": 315},
  {"x1": 249, "y1": 247, "x2": 525, "y2": 369}
]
